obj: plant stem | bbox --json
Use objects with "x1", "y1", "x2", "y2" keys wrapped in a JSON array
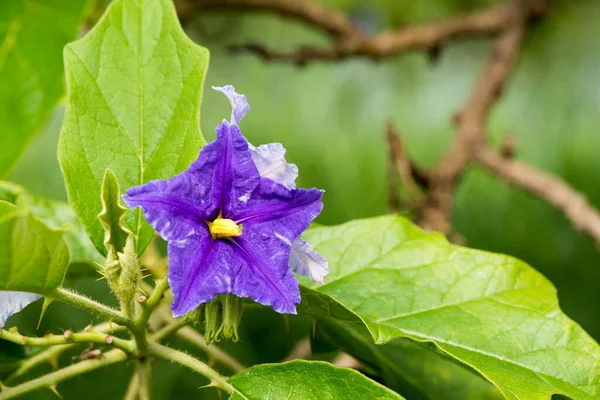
[
  {"x1": 132, "y1": 277, "x2": 170, "y2": 354},
  {"x1": 5, "y1": 322, "x2": 126, "y2": 383},
  {"x1": 0, "y1": 327, "x2": 134, "y2": 353},
  {"x1": 136, "y1": 359, "x2": 151, "y2": 400},
  {"x1": 148, "y1": 342, "x2": 236, "y2": 395},
  {"x1": 137, "y1": 278, "x2": 169, "y2": 327},
  {"x1": 177, "y1": 326, "x2": 246, "y2": 373},
  {"x1": 0, "y1": 350, "x2": 128, "y2": 400},
  {"x1": 151, "y1": 317, "x2": 188, "y2": 342},
  {"x1": 123, "y1": 373, "x2": 140, "y2": 400},
  {"x1": 152, "y1": 306, "x2": 246, "y2": 373},
  {"x1": 50, "y1": 287, "x2": 134, "y2": 330}
]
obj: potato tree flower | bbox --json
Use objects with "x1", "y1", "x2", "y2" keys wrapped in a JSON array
[
  {"x1": 124, "y1": 86, "x2": 328, "y2": 316},
  {"x1": 0, "y1": 291, "x2": 41, "y2": 328}
]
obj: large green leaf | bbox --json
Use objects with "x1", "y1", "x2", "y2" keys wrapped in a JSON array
[
  {"x1": 298, "y1": 216, "x2": 600, "y2": 400},
  {"x1": 0, "y1": 0, "x2": 89, "y2": 177},
  {"x1": 58, "y1": 0, "x2": 208, "y2": 256},
  {"x1": 0, "y1": 200, "x2": 69, "y2": 293},
  {"x1": 313, "y1": 319, "x2": 502, "y2": 400},
  {"x1": 0, "y1": 181, "x2": 101, "y2": 266},
  {"x1": 228, "y1": 360, "x2": 403, "y2": 400}
]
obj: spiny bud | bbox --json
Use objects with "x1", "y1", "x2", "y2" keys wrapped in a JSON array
[{"x1": 201, "y1": 294, "x2": 244, "y2": 344}]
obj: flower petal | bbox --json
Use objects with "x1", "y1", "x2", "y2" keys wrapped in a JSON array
[
  {"x1": 213, "y1": 85, "x2": 250, "y2": 124},
  {"x1": 169, "y1": 227, "x2": 300, "y2": 316},
  {"x1": 232, "y1": 180, "x2": 323, "y2": 244},
  {"x1": 125, "y1": 121, "x2": 261, "y2": 236},
  {"x1": 123, "y1": 173, "x2": 208, "y2": 241},
  {"x1": 289, "y1": 238, "x2": 329, "y2": 284},
  {"x1": 0, "y1": 291, "x2": 41, "y2": 328},
  {"x1": 249, "y1": 142, "x2": 298, "y2": 190},
  {"x1": 206, "y1": 121, "x2": 261, "y2": 217}
]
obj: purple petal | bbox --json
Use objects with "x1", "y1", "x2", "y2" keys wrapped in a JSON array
[
  {"x1": 249, "y1": 142, "x2": 298, "y2": 190},
  {"x1": 213, "y1": 85, "x2": 250, "y2": 124},
  {"x1": 125, "y1": 121, "x2": 260, "y2": 236},
  {"x1": 289, "y1": 238, "x2": 329, "y2": 284},
  {"x1": 123, "y1": 173, "x2": 208, "y2": 241},
  {"x1": 169, "y1": 227, "x2": 300, "y2": 316},
  {"x1": 194, "y1": 121, "x2": 260, "y2": 218},
  {"x1": 232, "y1": 181, "x2": 323, "y2": 243},
  {"x1": 0, "y1": 291, "x2": 41, "y2": 328}
]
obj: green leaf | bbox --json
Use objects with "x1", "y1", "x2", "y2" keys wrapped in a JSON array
[
  {"x1": 0, "y1": 181, "x2": 101, "y2": 266},
  {"x1": 298, "y1": 216, "x2": 600, "y2": 400},
  {"x1": 0, "y1": 0, "x2": 90, "y2": 177},
  {"x1": 314, "y1": 320, "x2": 502, "y2": 400},
  {"x1": 58, "y1": 0, "x2": 209, "y2": 256},
  {"x1": 99, "y1": 169, "x2": 131, "y2": 254},
  {"x1": 228, "y1": 360, "x2": 404, "y2": 400},
  {"x1": 0, "y1": 200, "x2": 69, "y2": 293}
]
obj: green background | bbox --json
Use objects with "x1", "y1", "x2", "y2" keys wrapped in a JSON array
[{"x1": 4, "y1": 0, "x2": 600, "y2": 398}]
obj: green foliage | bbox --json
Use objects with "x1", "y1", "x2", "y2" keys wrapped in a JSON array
[
  {"x1": 0, "y1": 200, "x2": 69, "y2": 293},
  {"x1": 0, "y1": 181, "x2": 100, "y2": 267},
  {"x1": 228, "y1": 360, "x2": 404, "y2": 400},
  {"x1": 313, "y1": 320, "x2": 503, "y2": 399},
  {"x1": 0, "y1": 0, "x2": 89, "y2": 177},
  {"x1": 58, "y1": 0, "x2": 209, "y2": 257},
  {"x1": 299, "y1": 216, "x2": 600, "y2": 400}
]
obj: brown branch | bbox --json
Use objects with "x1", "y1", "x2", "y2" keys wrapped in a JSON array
[
  {"x1": 386, "y1": 121, "x2": 425, "y2": 213},
  {"x1": 418, "y1": 0, "x2": 544, "y2": 234},
  {"x1": 476, "y1": 147, "x2": 600, "y2": 246},
  {"x1": 180, "y1": 0, "x2": 546, "y2": 64},
  {"x1": 175, "y1": 0, "x2": 359, "y2": 38}
]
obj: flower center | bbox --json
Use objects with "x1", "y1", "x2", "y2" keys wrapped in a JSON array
[{"x1": 209, "y1": 218, "x2": 242, "y2": 239}]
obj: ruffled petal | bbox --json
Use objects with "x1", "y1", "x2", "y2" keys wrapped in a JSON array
[
  {"x1": 289, "y1": 238, "x2": 329, "y2": 284},
  {"x1": 125, "y1": 121, "x2": 261, "y2": 236},
  {"x1": 249, "y1": 142, "x2": 298, "y2": 190},
  {"x1": 169, "y1": 226, "x2": 300, "y2": 316},
  {"x1": 204, "y1": 121, "x2": 261, "y2": 217},
  {"x1": 0, "y1": 291, "x2": 41, "y2": 328},
  {"x1": 123, "y1": 173, "x2": 208, "y2": 241},
  {"x1": 232, "y1": 180, "x2": 323, "y2": 244},
  {"x1": 213, "y1": 85, "x2": 250, "y2": 124}
]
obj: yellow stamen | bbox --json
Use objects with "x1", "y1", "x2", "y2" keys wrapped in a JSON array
[{"x1": 209, "y1": 218, "x2": 242, "y2": 239}]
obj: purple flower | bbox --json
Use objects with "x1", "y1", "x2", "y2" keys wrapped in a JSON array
[
  {"x1": 124, "y1": 86, "x2": 327, "y2": 315},
  {"x1": 0, "y1": 291, "x2": 41, "y2": 328}
]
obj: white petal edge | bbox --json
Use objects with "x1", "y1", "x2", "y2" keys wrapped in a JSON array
[
  {"x1": 249, "y1": 142, "x2": 299, "y2": 190},
  {"x1": 212, "y1": 85, "x2": 250, "y2": 124},
  {"x1": 289, "y1": 238, "x2": 329, "y2": 284},
  {"x1": 0, "y1": 291, "x2": 42, "y2": 328}
]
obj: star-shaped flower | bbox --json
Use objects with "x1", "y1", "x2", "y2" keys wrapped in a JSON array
[{"x1": 124, "y1": 86, "x2": 327, "y2": 316}]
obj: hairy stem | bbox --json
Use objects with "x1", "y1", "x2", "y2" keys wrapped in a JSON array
[
  {"x1": 148, "y1": 342, "x2": 236, "y2": 395},
  {"x1": 124, "y1": 373, "x2": 140, "y2": 400},
  {"x1": 151, "y1": 317, "x2": 188, "y2": 343},
  {"x1": 5, "y1": 322, "x2": 126, "y2": 383},
  {"x1": 50, "y1": 287, "x2": 134, "y2": 330},
  {"x1": 136, "y1": 360, "x2": 151, "y2": 400},
  {"x1": 0, "y1": 350, "x2": 127, "y2": 400},
  {"x1": 0, "y1": 327, "x2": 134, "y2": 353},
  {"x1": 177, "y1": 326, "x2": 246, "y2": 373},
  {"x1": 135, "y1": 278, "x2": 170, "y2": 353}
]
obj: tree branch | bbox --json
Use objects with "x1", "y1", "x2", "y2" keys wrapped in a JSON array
[
  {"x1": 476, "y1": 147, "x2": 600, "y2": 245},
  {"x1": 418, "y1": 0, "x2": 545, "y2": 234},
  {"x1": 181, "y1": 0, "x2": 546, "y2": 64},
  {"x1": 176, "y1": 0, "x2": 358, "y2": 38}
]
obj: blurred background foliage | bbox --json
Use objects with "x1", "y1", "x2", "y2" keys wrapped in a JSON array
[{"x1": 4, "y1": 0, "x2": 600, "y2": 398}]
